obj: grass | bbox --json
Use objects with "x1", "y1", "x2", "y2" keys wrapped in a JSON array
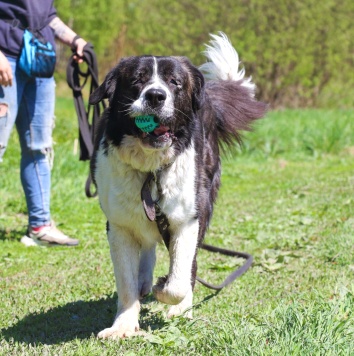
[{"x1": 0, "y1": 98, "x2": 354, "y2": 355}]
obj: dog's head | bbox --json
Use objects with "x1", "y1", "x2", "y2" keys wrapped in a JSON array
[{"x1": 90, "y1": 56, "x2": 204, "y2": 151}]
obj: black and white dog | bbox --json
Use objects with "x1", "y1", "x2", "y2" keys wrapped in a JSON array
[{"x1": 89, "y1": 33, "x2": 267, "y2": 338}]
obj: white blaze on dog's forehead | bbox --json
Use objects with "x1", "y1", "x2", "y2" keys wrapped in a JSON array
[
  {"x1": 148, "y1": 57, "x2": 167, "y2": 89},
  {"x1": 153, "y1": 57, "x2": 158, "y2": 82}
]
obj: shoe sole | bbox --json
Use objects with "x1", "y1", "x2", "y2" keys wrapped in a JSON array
[
  {"x1": 21, "y1": 235, "x2": 78, "y2": 247},
  {"x1": 20, "y1": 235, "x2": 44, "y2": 247}
]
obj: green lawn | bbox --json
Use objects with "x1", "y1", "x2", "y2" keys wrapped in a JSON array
[{"x1": 0, "y1": 99, "x2": 353, "y2": 355}]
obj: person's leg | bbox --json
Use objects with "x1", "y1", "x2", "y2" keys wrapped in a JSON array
[
  {"x1": 0, "y1": 57, "x2": 22, "y2": 162},
  {"x1": 16, "y1": 75, "x2": 55, "y2": 227},
  {"x1": 16, "y1": 71, "x2": 78, "y2": 246}
]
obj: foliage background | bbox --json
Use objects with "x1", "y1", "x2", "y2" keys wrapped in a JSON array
[{"x1": 55, "y1": 0, "x2": 354, "y2": 108}]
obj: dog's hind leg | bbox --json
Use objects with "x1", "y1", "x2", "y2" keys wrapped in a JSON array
[
  {"x1": 153, "y1": 219, "x2": 198, "y2": 308},
  {"x1": 98, "y1": 223, "x2": 141, "y2": 339},
  {"x1": 138, "y1": 244, "x2": 156, "y2": 298}
]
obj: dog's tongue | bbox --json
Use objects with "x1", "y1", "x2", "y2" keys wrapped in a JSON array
[{"x1": 153, "y1": 125, "x2": 170, "y2": 136}]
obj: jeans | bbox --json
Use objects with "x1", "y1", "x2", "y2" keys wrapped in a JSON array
[{"x1": 0, "y1": 56, "x2": 55, "y2": 228}]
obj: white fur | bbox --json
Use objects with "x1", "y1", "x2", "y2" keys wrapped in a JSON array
[
  {"x1": 153, "y1": 219, "x2": 198, "y2": 305},
  {"x1": 158, "y1": 144, "x2": 197, "y2": 224},
  {"x1": 199, "y1": 32, "x2": 255, "y2": 92},
  {"x1": 167, "y1": 288, "x2": 193, "y2": 318},
  {"x1": 95, "y1": 140, "x2": 199, "y2": 338},
  {"x1": 153, "y1": 145, "x2": 198, "y2": 306},
  {"x1": 117, "y1": 135, "x2": 176, "y2": 172},
  {"x1": 98, "y1": 224, "x2": 141, "y2": 339}
]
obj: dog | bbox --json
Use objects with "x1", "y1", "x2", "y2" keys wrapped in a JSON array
[{"x1": 89, "y1": 33, "x2": 267, "y2": 338}]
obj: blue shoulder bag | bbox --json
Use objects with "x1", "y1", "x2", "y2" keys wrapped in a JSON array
[{"x1": 18, "y1": 29, "x2": 56, "y2": 78}]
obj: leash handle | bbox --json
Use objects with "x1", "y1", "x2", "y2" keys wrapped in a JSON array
[
  {"x1": 67, "y1": 43, "x2": 104, "y2": 198},
  {"x1": 196, "y1": 243, "x2": 253, "y2": 290}
]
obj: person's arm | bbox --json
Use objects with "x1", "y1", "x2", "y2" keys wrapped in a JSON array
[
  {"x1": 49, "y1": 17, "x2": 87, "y2": 63},
  {"x1": 0, "y1": 51, "x2": 12, "y2": 86}
]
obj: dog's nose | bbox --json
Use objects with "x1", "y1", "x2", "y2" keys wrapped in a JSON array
[{"x1": 145, "y1": 88, "x2": 166, "y2": 108}]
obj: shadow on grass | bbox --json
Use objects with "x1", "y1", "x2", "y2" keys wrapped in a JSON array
[
  {"x1": 1, "y1": 291, "x2": 219, "y2": 345},
  {"x1": 1, "y1": 297, "x2": 114, "y2": 345},
  {"x1": 0, "y1": 294, "x2": 166, "y2": 345}
]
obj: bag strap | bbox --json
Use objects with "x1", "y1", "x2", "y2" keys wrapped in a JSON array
[{"x1": 66, "y1": 43, "x2": 105, "y2": 197}]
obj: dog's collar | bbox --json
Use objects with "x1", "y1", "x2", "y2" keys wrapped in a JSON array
[
  {"x1": 141, "y1": 163, "x2": 173, "y2": 248},
  {"x1": 141, "y1": 163, "x2": 172, "y2": 221}
]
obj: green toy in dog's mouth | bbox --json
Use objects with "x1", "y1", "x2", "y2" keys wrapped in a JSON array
[
  {"x1": 134, "y1": 114, "x2": 176, "y2": 147},
  {"x1": 135, "y1": 114, "x2": 172, "y2": 139},
  {"x1": 135, "y1": 115, "x2": 160, "y2": 133}
]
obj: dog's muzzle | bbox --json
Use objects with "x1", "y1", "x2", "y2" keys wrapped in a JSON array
[{"x1": 131, "y1": 88, "x2": 176, "y2": 149}]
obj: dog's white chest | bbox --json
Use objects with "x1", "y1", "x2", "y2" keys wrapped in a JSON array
[
  {"x1": 157, "y1": 146, "x2": 197, "y2": 229},
  {"x1": 94, "y1": 144, "x2": 197, "y2": 245}
]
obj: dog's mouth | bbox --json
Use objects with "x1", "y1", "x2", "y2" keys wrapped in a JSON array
[
  {"x1": 134, "y1": 115, "x2": 176, "y2": 149},
  {"x1": 140, "y1": 125, "x2": 175, "y2": 148}
]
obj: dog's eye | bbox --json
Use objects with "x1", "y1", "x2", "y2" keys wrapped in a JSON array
[
  {"x1": 170, "y1": 79, "x2": 180, "y2": 87},
  {"x1": 132, "y1": 78, "x2": 142, "y2": 85},
  {"x1": 132, "y1": 71, "x2": 146, "y2": 85}
]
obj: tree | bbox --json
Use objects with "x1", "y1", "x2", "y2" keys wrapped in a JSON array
[{"x1": 55, "y1": 0, "x2": 354, "y2": 108}]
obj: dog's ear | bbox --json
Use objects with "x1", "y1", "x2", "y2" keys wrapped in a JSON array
[
  {"x1": 178, "y1": 57, "x2": 205, "y2": 113},
  {"x1": 190, "y1": 65, "x2": 205, "y2": 113},
  {"x1": 89, "y1": 69, "x2": 116, "y2": 105}
]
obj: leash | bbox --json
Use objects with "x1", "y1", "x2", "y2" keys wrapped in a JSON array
[
  {"x1": 141, "y1": 170, "x2": 253, "y2": 291},
  {"x1": 66, "y1": 43, "x2": 106, "y2": 197},
  {"x1": 196, "y1": 243, "x2": 253, "y2": 290}
]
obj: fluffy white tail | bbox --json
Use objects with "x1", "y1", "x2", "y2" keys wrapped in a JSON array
[{"x1": 199, "y1": 32, "x2": 255, "y2": 92}]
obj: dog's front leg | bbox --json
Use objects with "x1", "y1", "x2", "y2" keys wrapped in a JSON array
[
  {"x1": 153, "y1": 219, "x2": 198, "y2": 315},
  {"x1": 98, "y1": 223, "x2": 141, "y2": 339}
]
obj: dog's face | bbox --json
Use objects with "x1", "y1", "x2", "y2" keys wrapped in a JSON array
[{"x1": 90, "y1": 56, "x2": 204, "y2": 151}]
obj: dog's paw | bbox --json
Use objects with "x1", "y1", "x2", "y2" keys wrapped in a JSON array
[
  {"x1": 167, "y1": 288, "x2": 193, "y2": 318},
  {"x1": 139, "y1": 275, "x2": 153, "y2": 299},
  {"x1": 97, "y1": 309, "x2": 141, "y2": 339},
  {"x1": 152, "y1": 275, "x2": 189, "y2": 305},
  {"x1": 139, "y1": 281, "x2": 152, "y2": 299},
  {"x1": 167, "y1": 305, "x2": 193, "y2": 319},
  {"x1": 97, "y1": 322, "x2": 141, "y2": 339}
]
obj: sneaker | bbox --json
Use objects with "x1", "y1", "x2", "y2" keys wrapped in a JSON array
[{"x1": 21, "y1": 222, "x2": 79, "y2": 247}]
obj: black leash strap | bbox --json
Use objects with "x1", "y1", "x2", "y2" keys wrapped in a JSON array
[
  {"x1": 197, "y1": 243, "x2": 253, "y2": 290},
  {"x1": 141, "y1": 171, "x2": 253, "y2": 290},
  {"x1": 66, "y1": 43, "x2": 105, "y2": 197}
]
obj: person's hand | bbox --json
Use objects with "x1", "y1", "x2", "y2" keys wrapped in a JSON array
[
  {"x1": 0, "y1": 51, "x2": 13, "y2": 86},
  {"x1": 73, "y1": 38, "x2": 88, "y2": 64}
]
